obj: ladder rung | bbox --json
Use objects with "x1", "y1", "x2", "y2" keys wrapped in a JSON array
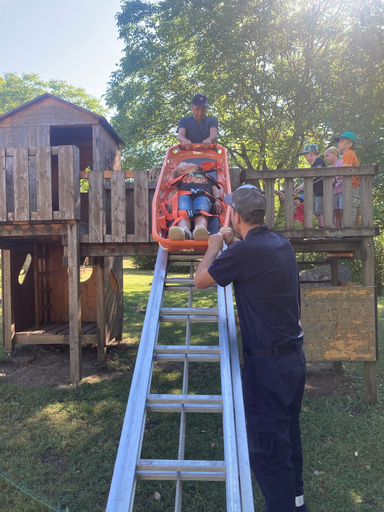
[
  {"x1": 136, "y1": 470, "x2": 226, "y2": 482},
  {"x1": 168, "y1": 256, "x2": 203, "y2": 262},
  {"x1": 161, "y1": 307, "x2": 218, "y2": 316},
  {"x1": 154, "y1": 354, "x2": 220, "y2": 363},
  {"x1": 146, "y1": 403, "x2": 222, "y2": 413},
  {"x1": 165, "y1": 285, "x2": 217, "y2": 291},
  {"x1": 165, "y1": 278, "x2": 196, "y2": 285},
  {"x1": 137, "y1": 459, "x2": 226, "y2": 473},
  {"x1": 155, "y1": 345, "x2": 220, "y2": 354},
  {"x1": 147, "y1": 394, "x2": 222, "y2": 405},
  {"x1": 160, "y1": 315, "x2": 218, "y2": 323}
]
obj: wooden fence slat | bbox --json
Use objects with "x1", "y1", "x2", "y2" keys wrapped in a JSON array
[
  {"x1": 134, "y1": 170, "x2": 149, "y2": 242},
  {"x1": 111, "y1": 171, "x2": 126, "y2": 242},
  {"x1": 58, "y1": 145, "x2": 80, "y2": 220},
  {"x1": 36, "y1": 146, "x2": 52, "y2": 220},
  {"x1": 89, "y1": 171, "x2": 104, "y2": 243},
  {"x1": 303, "y1": 177, "x2": 314, "y2": 228},
  {"x1": 28, "y1": 152, "x2": 37, "y2": 213},
  {"x1": 264, "y1": 178, "x2": 275, "y2": 228},
  {"x1": 323, "y1": 176, "x2": 334, "y2": 228},
  {"x1": 0, "y1": 149, "x2": 6, "y2": 221},
  {"x1": 342, "y1": 175, "x2": 353, "y2": 227},
  {"x1": 14, "y1": 147, "x2": 29, "y2": 221},
  {"x1": 360, "y1": 176, "x2": 373, "y2": 228},
  {"x1": 284, "y1": 178, "x2": 294, "y2": 230}
]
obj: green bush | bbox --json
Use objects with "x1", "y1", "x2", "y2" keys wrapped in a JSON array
[{"x1": 130, "y1": 256, "x2": 157, "y2": 270}]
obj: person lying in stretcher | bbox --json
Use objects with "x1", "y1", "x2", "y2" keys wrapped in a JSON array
[{"x1": 166, "y1": 162, "x2": 223, "y2": 241}]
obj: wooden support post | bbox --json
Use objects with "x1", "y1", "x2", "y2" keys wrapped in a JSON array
[
  {"x1": 361, "y1": 236, "x2": 377, "y2": 402},
  {"x1": 67, "y1": 221, "x2": 82, "y2": 384},
  {"x1": 330, "y1": 259, "x2": 343, "y2": 373},
  {"x1": 2, "y1": 250, "x2": 15, "y2": 352},
  {"x1": 96, "y1": 259, "x2": 106, "y2": 362},
  {"x1": 264, "y1": 178, "x2": 275, "y2": 229}
]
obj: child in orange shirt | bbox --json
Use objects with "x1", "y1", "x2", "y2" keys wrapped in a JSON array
[{"x1": 334, "y1": 131, "x2": 360, "y2": 226}]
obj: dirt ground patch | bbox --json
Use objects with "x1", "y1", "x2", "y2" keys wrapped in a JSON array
[
  {"x1": 0, "y1": 344, "x2": 124, "y2": 387},
  {"x1": 0, "y1": 344, "x2": 354, "y2": 397},
  {"x1": 305, "y1": 361, "x2": 356, "y2": 398}
]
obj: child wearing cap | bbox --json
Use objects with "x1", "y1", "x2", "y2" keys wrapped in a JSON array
[
  {"x1": 294, "y1": 144, "x2": 326, "y2": 228},
  {"x1": 334, "y1": 131, "x2": 360, "y2": 226}
]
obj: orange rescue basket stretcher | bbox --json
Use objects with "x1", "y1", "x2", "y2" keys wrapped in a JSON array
[{"x1": 152, "y1": 144, "x2": 232, "y2": 252}]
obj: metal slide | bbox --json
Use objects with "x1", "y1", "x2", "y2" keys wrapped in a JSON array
[{"x1": 106, "y1": 248, "x2": 254, "y2": 512}]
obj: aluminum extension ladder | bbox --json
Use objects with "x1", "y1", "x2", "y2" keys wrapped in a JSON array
[{"x1": 106, "y1": 247, "x2": 254, "y2": 512}]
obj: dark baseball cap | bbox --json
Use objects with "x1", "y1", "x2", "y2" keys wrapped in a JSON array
[
  {"x1": 191, "y1": 94, "x2": 208, "y2": 106},
  {"x1": 224, "y1": 185, "x2": 266, "y2": 216}
]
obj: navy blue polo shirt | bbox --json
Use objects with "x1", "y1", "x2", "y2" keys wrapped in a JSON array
[
  {"x1": 208, "y1": 225, "x2": 304, "y2": 351},
  {"x1": 177, "y1": 115, "x2": 218, "y2": 143}
]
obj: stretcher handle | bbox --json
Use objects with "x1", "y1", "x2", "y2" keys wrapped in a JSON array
[{"x1": 177, "y1": 143, "x2": 218, "y2": 151}]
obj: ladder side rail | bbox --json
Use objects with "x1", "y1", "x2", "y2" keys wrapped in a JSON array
[
  {"x1": 225, "y1": 284, "x2": 255, "y2": 512},
  {"x1": 174, "y1": 262, "x2": 194, "y2": 512},
  {"x1": 217, "y1": 285, "x2": 242, "y2": 511},
  {"x1": 106, "y1": 247, "x2": 168, "y2": 512}
]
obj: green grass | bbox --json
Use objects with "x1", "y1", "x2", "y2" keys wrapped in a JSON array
[{"x1": 0, "y1": 260, "x2": 384, "y2": 511}]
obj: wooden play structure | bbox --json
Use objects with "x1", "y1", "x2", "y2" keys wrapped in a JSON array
[{"x1": 0, "y1": 94, "x2": 380, "y2": 401}]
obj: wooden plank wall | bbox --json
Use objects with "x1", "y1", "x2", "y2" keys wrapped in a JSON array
[
  {"x1": 301, "y1": 286, "x2": 377, "y2": 361},
  {"x1": 0, "y1": 146, "x2": 80, "y2": 222},
  {"x1": 104, "y1": 257, "x2": 124, "y2": 344}
]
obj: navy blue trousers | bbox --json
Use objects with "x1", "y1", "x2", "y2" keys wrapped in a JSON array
[{"x1": 243, "y1": 346, "x2": 306, "y2": 512}]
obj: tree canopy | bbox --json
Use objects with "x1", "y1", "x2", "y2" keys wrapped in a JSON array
[
  {"x1": 106, "y1": 0, "x2": 384, "y2": 176},
  {"x1": 0, "y1": 72, "x2": 107, "y2": 117}
]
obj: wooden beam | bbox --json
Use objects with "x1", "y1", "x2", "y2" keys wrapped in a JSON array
[
  {"x1": 2, "y1": 250, "x2": 15, "y2": 352},
  {"x1": 80, "y1": 244, "x2": 158, "y2": 257},
  {"x1": 245, "y1": 164, "x2": 378, "y2": 180},
  {"x1": 361, "y1": 236, "x2": 377, "y2": 402},
  {"x1": 96, "y1": 260, "x2": 106, "y2": 362},
  {"x1": 0, "y1": 149, "x2": 7, "y2": 221},
  {"x1": 67, "y1": 221, "x2": 82, "y2": 384}
]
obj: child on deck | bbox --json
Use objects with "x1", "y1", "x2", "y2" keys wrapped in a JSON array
[
  {"x1": 334, "y1": 131, "x2": 360, "y2": 226},
  {"x1": 274, "y1": 190, "x2": 304, "y2": 229},
  {"x1": 294, "y1": 144, "x2": 326, "y2": 228},
  {"x1": 166, "y1": 162, "x2": 223, "y2": 240},
  {"x1": 323, "y1": 147, "x2": 342, "y2": 227}
]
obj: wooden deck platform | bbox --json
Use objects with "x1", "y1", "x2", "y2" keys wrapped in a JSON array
[{"x1": 14, "y1": 322, "x2": 97, "y2": 345}]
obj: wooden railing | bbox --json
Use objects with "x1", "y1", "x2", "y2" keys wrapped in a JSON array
[
  {"x1": 245, "y1": 165, "x2": 379, "y2": 238},
  {"x1": 0, "y1": 146, "x2": 379, "y2": 243}
]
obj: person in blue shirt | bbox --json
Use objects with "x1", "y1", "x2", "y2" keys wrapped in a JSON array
[
  {"x1": 195, "y1": 185, "x2": 308, "y2": 512},
  {"x1": 177, "y1": 94, "x2": 218, "y2": 149}
]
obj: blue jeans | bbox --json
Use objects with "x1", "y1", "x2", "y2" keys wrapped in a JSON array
[{"x1": 178, "y1": 194, "x2": 212, "y2": 215}]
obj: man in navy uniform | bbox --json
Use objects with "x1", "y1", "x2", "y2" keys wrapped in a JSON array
[
  {"x1": 177, "y1": 94, "x2": 218, "y2": 149},
  {"x1": 195, "y1": 185, "x2": 308, "y2": 512}
]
